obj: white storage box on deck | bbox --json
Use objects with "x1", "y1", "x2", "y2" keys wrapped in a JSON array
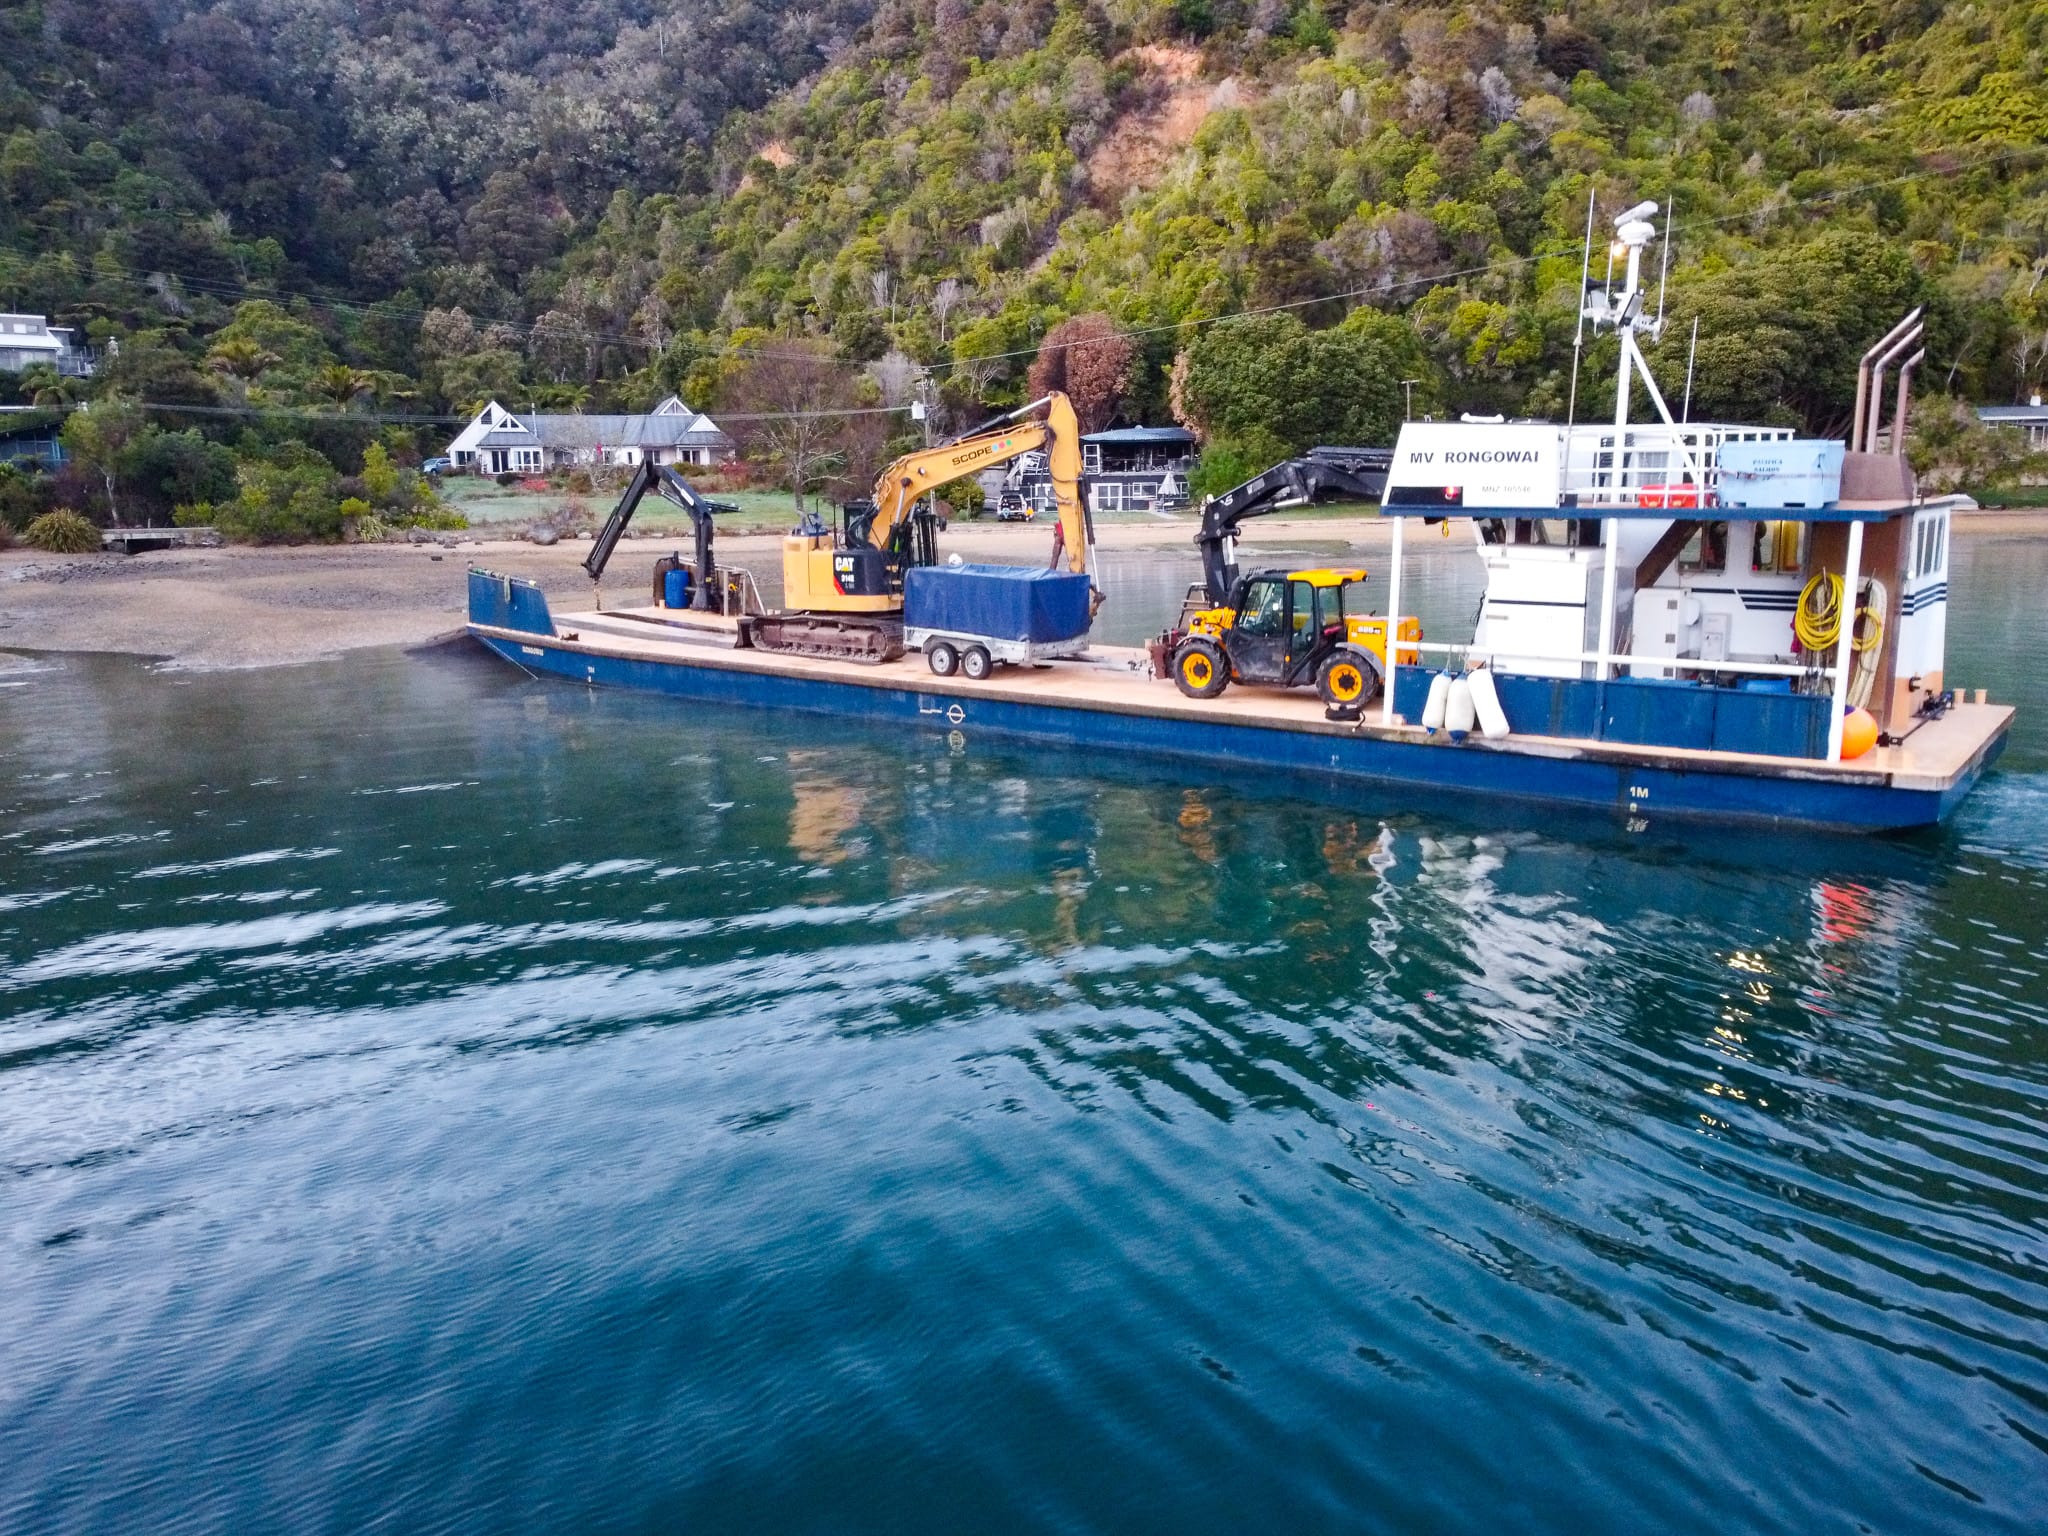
[{"x1": 1716, "y1": 440, "x2": 1844, "y2": 509}]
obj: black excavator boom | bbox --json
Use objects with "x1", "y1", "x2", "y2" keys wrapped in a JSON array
[
  {"x1": 1194, "y1": 445, "x2": 1394, "y2": 605},
  {"x1": 583, "y1": 460, "x2": 739, "y2": 610}
]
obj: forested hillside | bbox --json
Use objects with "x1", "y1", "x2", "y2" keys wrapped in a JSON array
[
  {"x1": 1, "y1": 0, "x2": 873, "y2": 387},
  {"x1": 2, "y1": 0, "x2": 2044, "y2": 537}
]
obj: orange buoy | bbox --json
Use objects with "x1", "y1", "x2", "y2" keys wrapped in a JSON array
[{"x1": 1841, "y1": 706, "x2": 1879, "y2": 760}]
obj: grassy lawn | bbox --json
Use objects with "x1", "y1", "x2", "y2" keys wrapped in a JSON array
[
  {"x1": 438, "y1": 477, "x2": 811, "y2": 534},
  {"x1": 438, "y1": 475, "x2": 1229, "y2": 535},
  {"x1": 1963, "y1": 484, "x2": 2048, "y2": 509}
]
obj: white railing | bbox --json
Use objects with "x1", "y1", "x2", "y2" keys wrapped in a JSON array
[
  {"x1": 1558, "y1": 423, "x2": 1791, "y2": 503},
  {"x1": 1400, "y1": 638, "x2": 1821, "y2": 680}
]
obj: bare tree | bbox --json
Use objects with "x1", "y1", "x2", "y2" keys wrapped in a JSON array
[
  {"x1": 931, "y1": 277, "x2": 963, "y2": 343},
  {"x1": 725, "y1": 339, "x2": 867, "y2": 513},
  {"x1": 867, "y1": 349, "x2": 924, "y2": 406}
]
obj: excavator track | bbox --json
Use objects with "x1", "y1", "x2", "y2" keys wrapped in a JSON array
[{"x1": 742, "y1": 614, "x2": 906, "y2": 664}]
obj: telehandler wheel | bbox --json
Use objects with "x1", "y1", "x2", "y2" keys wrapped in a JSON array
[
  {"x1": 1317, "y1": 649, "x2": 1380, "y2": 708},
  {"x1": 1172, "y1": 639, "x2": 1231, "y2": 699},
  {"x1": 961, "y1": 644, "x2": 994, "y2": 681},
  {"x1": 927, "y1": 641, "x2": 959, "y2": 677}
]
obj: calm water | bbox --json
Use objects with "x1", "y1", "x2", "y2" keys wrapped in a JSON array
[{"x1": 3, "y1": 536, "x2": 2046, "y2": 1534}]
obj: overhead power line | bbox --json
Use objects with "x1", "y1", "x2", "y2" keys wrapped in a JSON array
[
  {"x1": 13, "y1": 399, "x2": 918, "y2": 427},
  {"x1": 5, "y1": 140, "x2": 2042, "y2": 383}
]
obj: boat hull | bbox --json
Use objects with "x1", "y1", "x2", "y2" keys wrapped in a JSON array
[{"x1": 470, "y1": 623, "x2": 2003, "y2": 834}]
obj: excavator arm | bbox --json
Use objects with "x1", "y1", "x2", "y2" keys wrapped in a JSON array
[
  {"x1": 865, "y1": 392, "x2": 1094, "y2": 589},
  {"x1": 584, "y1": 459, "x2": 739, "y2": 609},
  {"x1": 1194, "y1": 446, "x2": 1393, "y2": 604}
]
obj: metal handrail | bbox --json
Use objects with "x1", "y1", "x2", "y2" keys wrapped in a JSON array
[{"x1": 1403, "y1": 637, "x2": 1824, "y2": 680}]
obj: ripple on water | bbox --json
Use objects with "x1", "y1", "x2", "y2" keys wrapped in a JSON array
[{"x1": 1, "y1": 638, "x2": 2046, "y2": 1534}]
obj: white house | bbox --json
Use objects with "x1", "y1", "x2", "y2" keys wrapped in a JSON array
[
  {"x1": 0, "y1": 314, "x2": 94, "y2": 376},
  {"x1": 446, "y1": 396, "x2": 734, "y2": 475}
]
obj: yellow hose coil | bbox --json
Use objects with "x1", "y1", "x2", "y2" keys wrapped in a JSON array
[
  {"x1": 1796, "y1": 572, "x2": 1842, "y2": 651},
  {"x1": 1796, "y1": 572, "x2": 1882, "y2": 656}
]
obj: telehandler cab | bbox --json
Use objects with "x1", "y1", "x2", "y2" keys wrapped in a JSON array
[{"x1": 1163, "y1": 567, "x2": 1420, "y2": 709}]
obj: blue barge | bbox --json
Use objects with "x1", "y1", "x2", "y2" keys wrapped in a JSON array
[
  {"x1": 466, "y1": 206, "x2": 2013, "y2": 832},
  {"x1": 466, "y1": 570, "x2": 2008, "y2": 833}
]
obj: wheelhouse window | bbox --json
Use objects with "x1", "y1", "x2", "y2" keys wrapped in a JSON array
[{"x1": 1678, "y1": 521, "x2": 1728, "y2": 574}]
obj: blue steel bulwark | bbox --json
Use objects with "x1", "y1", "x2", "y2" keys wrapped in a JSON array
[{"x1": 465, "y1": 572, "x2": 1999, "y2": 832}]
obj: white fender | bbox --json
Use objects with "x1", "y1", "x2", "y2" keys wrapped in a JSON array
[
  {"x1": 1421, "y1": 672, "x2": 1453, "y2": 733},
  {"x1": 1468, "y1": 668, "x2": 1511, "y2": 739},
  {"x1": 1445, "y1": 677, "x2": 1476, "y2": 741}
]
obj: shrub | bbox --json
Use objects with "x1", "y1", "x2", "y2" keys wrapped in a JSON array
[
  {"x1": 339, "y1": 496, "x2": 383, "y2": 543},
  {"x1": 24, "y1": 509, "x2": 101, "y2": 553},
  {"x1": 565, "y1": 468, "x2": 594, "y2": 495},
  {"x1": 937, "y1": 477, "x2": 986, "y2": 517},
  {"x1": 389, "y1": 505, "x2": 470, "y2": 531}
]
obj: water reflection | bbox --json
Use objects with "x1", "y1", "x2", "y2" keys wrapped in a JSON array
[{"x1": 1, "y1": 640, "x2": 2044, "y2": 1534}]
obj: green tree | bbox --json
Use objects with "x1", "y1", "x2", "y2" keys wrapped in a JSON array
[
  {"x1": 207, "y1": 337, "x2": 282, "y2": 394},
  {"x1": 1178, "y1": 314, "x2": 1406, "y2": 454},
  {"x1": 359, "y1": 441, "x2": 401, "y2": 502},
  {"x1": 310, "y1": 364, "x2": 374, "y2": 410},
  {"x1": 1667, "y1": 234, "x2": 1931, "y2": 434},
  {"x1": 59, "y1": 399, "x2": 147, "y2": 526}
]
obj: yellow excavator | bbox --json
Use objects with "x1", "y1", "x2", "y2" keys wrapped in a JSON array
[{"x1": 743, "y1": 392, "x2": 1097, "y2": 661}]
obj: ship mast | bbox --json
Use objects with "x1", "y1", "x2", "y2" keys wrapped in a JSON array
[{"x1": 1577, "y1": 200, "x2": 1702, "y2": 679}]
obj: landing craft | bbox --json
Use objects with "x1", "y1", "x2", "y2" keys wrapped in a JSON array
[{"x1": 467, "y1": 201, "x2": 2008, "y2": 832}]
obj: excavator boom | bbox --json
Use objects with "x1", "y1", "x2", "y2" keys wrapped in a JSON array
[
  {"x1": 863, "y1": 392, "x2": 1091, "y2": 582},
  {"x1": 584, "y1": 459, "x2": 738, "y2": 609},
  {"x1": 772, "y1": 391, "x2": 1096, "y2": 653}
]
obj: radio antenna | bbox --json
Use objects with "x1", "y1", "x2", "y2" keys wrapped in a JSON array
[
  {"x1": 1681, "y1": 316, "x2": 1699, "y2": 422},
  {"x1": 1654, "y1": 194, "x2": 1673, "y2": 332},
  {"x1": 1565, "y1": 186, "x2": 1595, "y2": 432}
]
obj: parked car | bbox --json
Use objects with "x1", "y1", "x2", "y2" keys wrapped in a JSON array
[
  {"x1": 994, "y1": 491, "x2": 1033, "y2": 522},
  {"x1": 420, "y1": 456, "x2": 453, "y2": 476}
]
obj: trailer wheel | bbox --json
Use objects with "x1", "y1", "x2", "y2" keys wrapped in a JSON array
[
  {"x1": 961, "y1": 645, "x2": 994, "y2": 681},
  {"x1": 927, "y1": 641, "x2": 959, "y2": 677}
]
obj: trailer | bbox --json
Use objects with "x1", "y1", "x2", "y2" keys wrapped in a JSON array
[
  {"x1": 906, "y1": 626, "x2": 1089, "y2": 680},
  {"x1": 901, "y1": 562, "x2": 1095, "y2": 679}
]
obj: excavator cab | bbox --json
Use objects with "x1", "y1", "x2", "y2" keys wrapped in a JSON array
[
  {"x1": 1167, "y1": 567, "x2": 1418, "y2": 710},
  {"x1": 781, "y1": 497, "x2": 943, "y2": 611}
]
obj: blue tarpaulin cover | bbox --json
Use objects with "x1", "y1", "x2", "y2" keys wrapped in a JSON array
[{"x1": 904, "y1": 563, "x2": 1092, "y2": 643}]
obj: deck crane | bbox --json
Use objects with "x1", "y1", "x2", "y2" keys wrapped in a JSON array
[
  {"x1": 743, "y1": 391, "x2": 1096, "y2": 662},
  {"x1": 1191, "y1": 445, "x2": 1394, "y2": 605},
  {"x1": 583, "y1": 459, "x2": 740, "y2": 611}
]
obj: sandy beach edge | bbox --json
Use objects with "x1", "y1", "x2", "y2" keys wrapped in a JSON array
[{"x1": 3, "y1": 510, "x2": 2042, "y2": 673}]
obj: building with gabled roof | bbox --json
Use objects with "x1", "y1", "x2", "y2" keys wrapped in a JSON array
[
  {"x1": 447, "y1": 396, "x2": 733, "y2": 475},
  {"x1": 0, "y1": 314, "x2": 95, "y2": 377}
]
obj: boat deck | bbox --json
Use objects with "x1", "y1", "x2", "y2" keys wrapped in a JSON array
[{"x1": 502, "y1": 602, "x2": 2011, "y2": 795}]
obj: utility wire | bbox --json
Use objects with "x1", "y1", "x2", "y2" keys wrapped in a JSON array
[
  {"x1": 9, "y1": 398, "x2": 918, "y2": 427},
  {"x1": 7, "y1": 140, "x2": 2043, "y2": 380}
]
